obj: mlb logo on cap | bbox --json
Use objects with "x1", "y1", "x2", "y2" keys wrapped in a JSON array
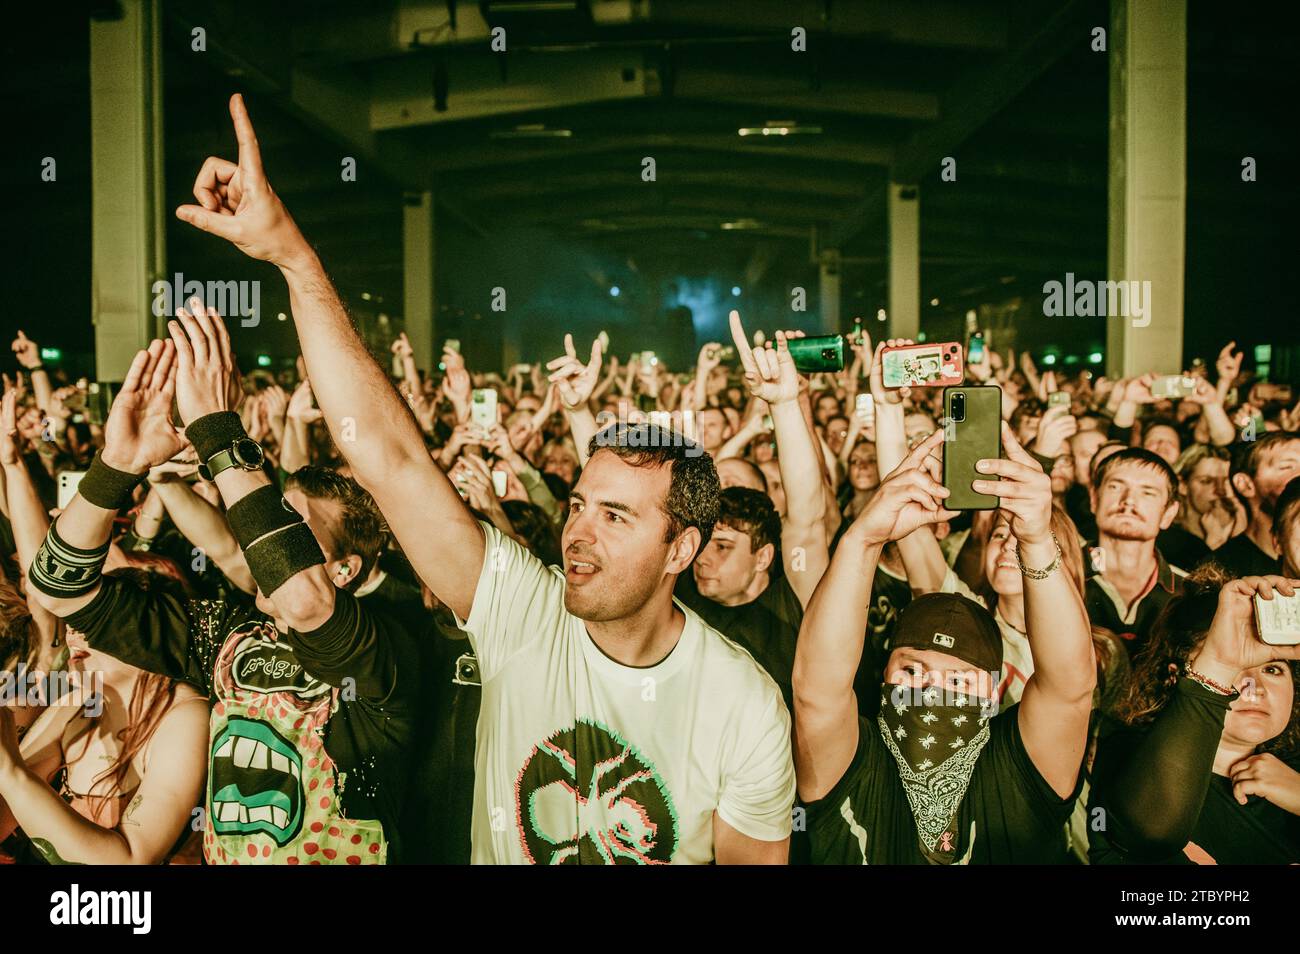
[{"x1": 932, "y1": 632, "x2": 954, "y2": 649}]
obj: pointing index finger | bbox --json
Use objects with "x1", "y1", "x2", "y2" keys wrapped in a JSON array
[{"x1": 230, "y1": 94, "x2": 265, "y2": 183}]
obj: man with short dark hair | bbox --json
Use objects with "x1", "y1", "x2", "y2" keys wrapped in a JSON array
[
  {"x1": 1084, "y1": 448, "x2": 1186, "y2": 655},
  {"x1": 677, "y1": 487, "x2": 803, "y2": 703},
  {"x1": 674, "y1": 314, "x2": 831, "y2": 708},
  {"x1": 178, "y1": 95, "x2": 795, "y2": 864},
  {"x1": 1201, "y1": 432, "x2": 1300, "y2": 577}
]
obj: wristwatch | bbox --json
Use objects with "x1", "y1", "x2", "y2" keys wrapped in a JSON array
[{"x1": 198, "y1": 437, "x2": 265, "y2": 482}]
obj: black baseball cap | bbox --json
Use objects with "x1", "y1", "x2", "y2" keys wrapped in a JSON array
[{"x1": 890, "y1": 592, "x2": 1002, "y2": 673}]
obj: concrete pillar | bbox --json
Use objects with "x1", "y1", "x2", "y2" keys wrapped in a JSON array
[
  {"x1": 888, "y1": 183, "x2": 920, "y2": 340},
  {"x1": 90, "y1": 0, "x2": 164, "y2": 380},
  {"x1": 818, "y1": 250, "x2": 841, "y2": 336},
  {"x1": 402, "y1": 190, "x2": 436, "y2": 373},
  {"x1": 1106, "y1": 0, "x2": 1186, "y2": 378}
]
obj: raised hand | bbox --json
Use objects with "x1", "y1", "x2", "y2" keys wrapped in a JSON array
[
  {"x1": 972, "y1": 421, "x2": 1053, "y2": 547},
  {"x1": 101, "y1": 340, "x2": 185, "y2": 475},
  {"x1": 856, "y1": 429, "x2": 957, "y2": 545},
  {"x1": 391, "y1": 332, "x2": 414, "y2": 360},
  {"x1": 729, "y1": 310, "x2": 798, "y2": 405},
  {"x1": 869, "y1": 338, "x2": 914, "y2": 406},
  {"x1": 697, "y1": 342, "x2": 724, "y2": 375},
  {"x1": 10, "y1": 330, "x2": 40, "y2": 369},
  {"x1": 174, "y1": 94, "x2": 311, "y2": 268},
  {"x1": 261, "y1": 384, "x2": 289, "y2": 425},
  {"x1": 0, "y1": 383, "x2": 19, "y2": 466},
  {"x1": 166, "y1": 299, "x2": 236, "y2": 427},
  {"x1": 545, "y1": 333, "x2": 603, "y2": 411},
  {"x1": 1216, "y1": 341, "x2": 1244, "y2": 388},
  {"x1": 1033, "y1": 403, "x2": 1078, "y2": 459},
  {"x1": 286, "y1": 378, "x2": 323, "y2": 423},
  {"x1": 1186, "y1": 376, "x2": 1222, "y2": 406},
  {"x1": 1194, "y1": 576, "x2": 1300, "y2": 684},
  {"x1": 441, "y1": 353, "x2": 471, "y2": 419},
  {"x1": 1123, "y1": 373, "x2": 1159, "y2": 405}
]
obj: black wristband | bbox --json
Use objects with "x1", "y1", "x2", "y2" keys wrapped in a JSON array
[
  {"x1": 29, "y1": 520, "x2": 110, "y2": 598},
  {"x1": 186, "y1": 411, "x2": 246, "y2": 463},
  {"x1": 243, "y1": 523, "x2": 326, "y2": 596},
  {"x1": 226, "y1": 485, "x2": 304, "y2": 551},
  {"x1": 78, "y1": 452, "x2": 147, "y2": 511}
]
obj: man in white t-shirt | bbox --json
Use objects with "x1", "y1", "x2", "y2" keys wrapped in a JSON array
[
  {"x1": 172, "y1": 94, "x2": 793, "y2": 862},
  {"x1": 458, "y1": 430, "x2": 795, "y2": 863}
]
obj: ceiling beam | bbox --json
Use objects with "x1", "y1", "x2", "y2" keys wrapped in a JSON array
[{"x1": 892, "y1": 0, "x2": 1094, "y2": 183}]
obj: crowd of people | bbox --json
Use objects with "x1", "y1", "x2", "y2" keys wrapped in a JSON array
[{"x1": 2, "y1": 94, "x2": 1298, "y2": 865}]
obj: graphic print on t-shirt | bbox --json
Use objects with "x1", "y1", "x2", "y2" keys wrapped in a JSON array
[
  {"x1": 516, "y1": 717, "x2": 679, "y2": 864},
  {"x1": 203, "y1": 619, "x2": 386, "y2": 865}
]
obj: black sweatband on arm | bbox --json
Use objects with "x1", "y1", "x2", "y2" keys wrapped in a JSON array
[
  {"x1": 243, "y1": 523, "x2": 326, "y2": 596},
  {"x1": 77, "y1": 452, "x2": 147, "y2": 511},
  {"x1": 29, "y1": 520, "x2": 110, "y2": 598},
  {"x1": 186, "y1": 411, "x2": 246, "y2": 463},
  {"x1": 226, "y1": 485, "x2": 304, "y2": 551}
]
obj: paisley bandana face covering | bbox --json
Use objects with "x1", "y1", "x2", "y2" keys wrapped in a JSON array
[{"x1": 877, "y1": 682, "x2": 996, "y2": 864}]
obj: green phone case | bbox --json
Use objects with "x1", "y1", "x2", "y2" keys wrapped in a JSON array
[{"x1": 943, "y1": 385, "x2": 1002, "y2": 510}]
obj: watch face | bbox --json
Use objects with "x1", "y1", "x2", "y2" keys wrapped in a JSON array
[{"x1": 234, "y1": 438, "x2": 265, "y2": 469}]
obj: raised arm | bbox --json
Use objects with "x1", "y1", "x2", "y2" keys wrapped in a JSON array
[
  {"x1": 174, "y1": 93, "x2": 483, "y2": 620},
  {"x1": 10, "y1": 332, "x2": 52, "y2": 421},
  {"x1": 867, "y1": 341, "x2": 949, "y2": 593},
  {"x1": 729, "y1": 311, "x2": 827, "y2": 607},
  {"x1": 148, "y1": 463, "x2": 256, "y2": 595},
  {"x1": 0, "y1": 699, "x2": 207, "y2": 865},
  {"x1": 793, "y1": 430, "x2": 954, "y2": 801},
  {"x1": 25, "y1": 342, "x2": 185, "y2": 619},
  {"x1": 974, "y1": 422, "x2": 1095, "y2": 798},
  {"x1": 1097, "y1": 577, "x2": 1300, "y2": 857},
  {"x1": 546, "y1": 333, "x2": 602, "y2": 468}
]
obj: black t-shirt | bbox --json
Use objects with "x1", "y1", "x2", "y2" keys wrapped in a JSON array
[
  {"x1": 66, "y1": 576, "x2": 422, "y2": 864},
  {"x1": 857, "y1": 566, "x2": 914, "y2": 718},
  {"x1": 675, "y1": 570, "x2": 802, "y2": 707},
  {"x1": 400, "y1": 614, "x2": 481, "y2": 865},
  {"x1": 1088, "y1": 679, "x2": 1300, "y2": 864},
  {"x1": 1065, "y1": 483, "x2": 1097, "y2": 543},
  {"x1": 804, "y1": 705, "x2": 1079, "y2": 864},
  {"x1": 1157, "y1": 524, "x2": 1210, "y2": 571},
  {"x1": 1197, "y1": 533, "x2": 1281, "y2": 579}
]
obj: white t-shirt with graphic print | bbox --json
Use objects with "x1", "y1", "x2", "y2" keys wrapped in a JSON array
[{"x1": 457, "y1": 522, "x2": 796, "y2": 865}]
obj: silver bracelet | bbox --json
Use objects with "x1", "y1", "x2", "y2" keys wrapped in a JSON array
[{"x1": 1016, "y1": 531, "x2": 1062, "y2": 580}]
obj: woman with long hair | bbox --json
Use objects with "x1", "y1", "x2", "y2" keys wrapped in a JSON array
[
  {"x1": 0, "y1": 386, "x2": 207, "y2": 864},
  {"x1": 1087, "y1": 566, "x2": 1300, "y2": 863}
]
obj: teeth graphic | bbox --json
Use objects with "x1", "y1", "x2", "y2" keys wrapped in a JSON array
[
  {"x1": 219, "y1": 801, "x2": 240, "y2": 822},
  {"x1": 290, "y1": 762, "x2": 300, "y2": 779},
  {"x1": 250, "y1": 806, "x2": 273, "y2": 824},
  {"x1": 271, "y1": 751, "x2": 290, "y2": 774},
  {"x1": 250, "y1": 741, "x2": 268, "y2": 770},
  {"x1": 239, "y1": 804, "x2": 249, "y2": 823},
  {"x1": 233, "y1": 738, "x2": 256, "y2": 769},
  {"x1": 273, "y1": 808, "x2": 288, "y2": 829},
  {"x1": 215, "y1": 738, "x2": 234, "y2": 759}
]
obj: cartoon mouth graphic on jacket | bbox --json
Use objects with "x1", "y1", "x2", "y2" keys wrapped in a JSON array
[{"x1": 210, "y1": 718, "x2": 304, "y2": 846}]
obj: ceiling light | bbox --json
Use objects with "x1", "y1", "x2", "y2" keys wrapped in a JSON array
[{"x1": 738, "y1": 120, "x2": 823, "y2": 137}]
